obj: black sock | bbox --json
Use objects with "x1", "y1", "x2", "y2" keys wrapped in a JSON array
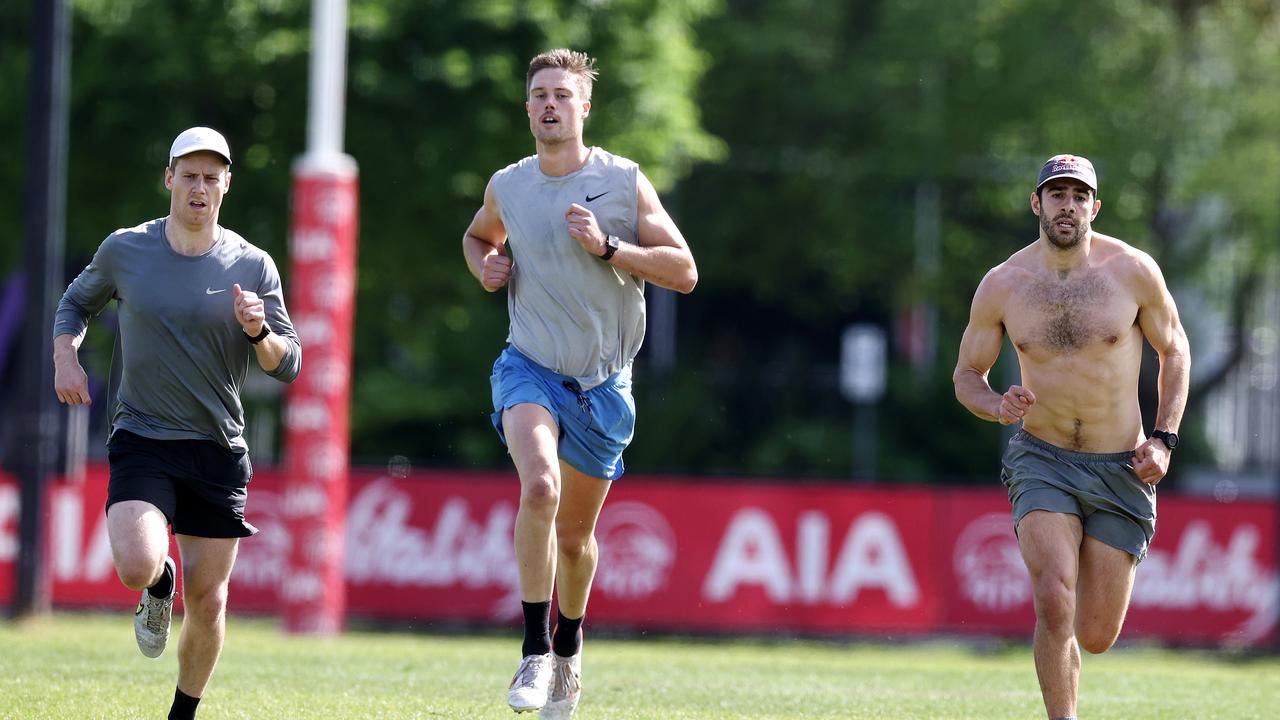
[
  {"x1": 148, "y1": 558, "x2": 174, "y2": 599},
  {"x1": 552, "y1": 610, "x2": 584, "y2": 657},
  {"x1": 521, "y1": 600, "x2": 552, "y2": 657},
  {"x1": 168, "y1": 687, "x2": 200, "y2": 720}
]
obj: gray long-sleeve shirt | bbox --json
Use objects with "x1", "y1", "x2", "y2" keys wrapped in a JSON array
[{"x1": 54, "y1": 218, "x2": 301, "y2": 451}]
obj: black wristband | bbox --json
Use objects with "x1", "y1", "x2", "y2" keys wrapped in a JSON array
[
  {"x1": 245, "y1": 325, "x2": 271, "y2": 345},
  {"x1": 599, "y1": 234, "x2": 620, "y2": 261}
]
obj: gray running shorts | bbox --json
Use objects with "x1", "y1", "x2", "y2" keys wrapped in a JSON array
[{"x1": 1001, "y1": 430, "x2": 1156, "y2": 561}]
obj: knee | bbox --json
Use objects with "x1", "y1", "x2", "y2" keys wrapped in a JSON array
[
  {"x1": 1031, "y1": 578, "x2": 1076, "y2": 631},
  {"x1": 556, "y1": 524, "x2": 595, "y2": 562},
  {"x1": 1077, "y1": 624, "x2": 1120, "y2": 654},
  {"x1": 520, "y1": 473, "x2": 559, "y2": 515},
  {"x1": 115, "y1": 556, "x2": 164, "y2": 591},
  {"x1": 182, "y1": 581, "x2": 229, "y2": 623}
]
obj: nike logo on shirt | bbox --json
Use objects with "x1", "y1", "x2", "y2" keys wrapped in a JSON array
[
  {"x1": 585, "y1": 192, "x2": 609, "y2": 202},
  {"x1": 206, "y1": 288, "x2": 226, "y2": 295}
]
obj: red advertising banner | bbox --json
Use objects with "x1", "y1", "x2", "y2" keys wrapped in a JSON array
[
  {"x1": 281, "y1": 163, "x2": 359, "y2": 634},
  {"x1": 1, "y1": 465, "x2": 1275, "y2": 647}
]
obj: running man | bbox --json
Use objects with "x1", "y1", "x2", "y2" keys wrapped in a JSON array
[
  {"x1": 462, "y1": 49, "x2": 697, "y2": 717},
  {"x1": 953, "y1": 154, "x2": 1190, "y2": 720},
  {"x1": 53, "y1": 127, "x2": 301, "y2": 720}
]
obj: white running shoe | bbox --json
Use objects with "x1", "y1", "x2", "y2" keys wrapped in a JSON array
[
  {"x1": 134, "y1": 556, "x2": 176, "y2": 658},
  {"x1": 507, "y1": 653, "x2": 554, "y2": 713},
  {"x1": 539, "y1": 652, "x2": 582, "y2": 720}
]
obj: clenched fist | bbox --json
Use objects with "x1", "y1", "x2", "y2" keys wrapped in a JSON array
[{"x1": 997, "y1": 385, "x2": 1036, "y2": 425}]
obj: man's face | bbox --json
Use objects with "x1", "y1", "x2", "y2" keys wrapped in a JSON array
[
  {"x1": 166, "y1": 152, "x2": 231, "y2": 226},
  {"x1": 526, "y1": 68, "x2": 590, "y2": 146},
  {"x1": 1031, "y1": 179, "x2": 1099, "y2": 250}
]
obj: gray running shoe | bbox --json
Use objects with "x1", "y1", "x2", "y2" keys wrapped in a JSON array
[
  {"x1": 507, "y1": 653, "x2": 553, "y2": 713},
  {"x1": 539, "y1": 651, "x2": 582, "y2": 720},
  {"x1": 133, "y1": 556, "x2": 176, "y2": 658}
]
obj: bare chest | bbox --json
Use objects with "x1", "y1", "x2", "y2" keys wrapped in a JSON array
[{"x1": 1006, "y1": 271, "x2": 1137, "y2": 356}]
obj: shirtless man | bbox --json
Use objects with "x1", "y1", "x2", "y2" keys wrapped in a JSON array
[{"x1": 953, "y1": 154, "x2": 1190, "y2": 720}]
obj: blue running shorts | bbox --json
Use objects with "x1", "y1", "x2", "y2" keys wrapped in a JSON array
[{"x1": 490, "y1": 345, "x2": 635, "y2": 480}]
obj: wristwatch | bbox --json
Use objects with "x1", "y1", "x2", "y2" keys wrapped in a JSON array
[
  {"x1": 1151, "y1": 430, "x2": 1179, "y2": 450},
  {"x1": 246, "y1": 324, "x2": 272, "y2": 345},
  {"x1": 599, "y1": 234, "x2": 620, "y2": 261}
]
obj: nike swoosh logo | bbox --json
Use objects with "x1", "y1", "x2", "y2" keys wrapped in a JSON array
[
  {"x1": 206, "y1": 288, "x2": 226, "y2": 295},
  {"x1": 585, "y1": 192, "x2": 609, "y2": 202}
]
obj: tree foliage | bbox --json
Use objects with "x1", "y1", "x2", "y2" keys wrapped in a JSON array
[{"x1": 3, "y1": 0, "x2": 1278, "y2": 481}]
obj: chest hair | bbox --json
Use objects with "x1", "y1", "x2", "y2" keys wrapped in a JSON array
[{"x1": 1019, "y1": 271, "x2": 1113, "y2": 352}]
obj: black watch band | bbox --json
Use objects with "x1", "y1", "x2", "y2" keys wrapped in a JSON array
[
  {"x1": 1151, "y1": 429, "x2": 1179, "y2": 450},
  {"x1": 246, "y1": 324, "x2": 272, "y2": 345},
  {"x1": 599, "y1": 235, "x2": 620, "y2": 261}
]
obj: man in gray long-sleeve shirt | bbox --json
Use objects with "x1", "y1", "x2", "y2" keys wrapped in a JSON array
[{"x1": 52, "y1": 127, "x2": 300, "y2": 720}]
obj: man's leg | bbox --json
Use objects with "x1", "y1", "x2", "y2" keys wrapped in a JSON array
[
  {"x1": 173, "y1": 535, "x2": 239, "y2": 700},
  {"x1": 106, "y1": 500, "x2": 171, "y2": 591},
  {"x1": 108, "y1": 500, "x2": 179, "y2": 659},
  {"x1": 505, "y1": 403, "x2": 563, "y2": 616},
  {"x1": 1017, "y1": 510, "x2": 1084, "y2": 720},
  {"x1": 1074, "y1": 536, "x2": 1137, "y2": 654},
  {"x1": 552, "y1": 462, "x2": 611, "y2": 621},
  {"x1": 503, "y1": 403, "x2": 562, "y2": 712},
  {"x1": 540, "y1": 463, "x2": 610, "y2": 719}
]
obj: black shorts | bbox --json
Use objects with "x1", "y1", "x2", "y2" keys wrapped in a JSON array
[{"x1": 106, "y1": 429, "x2": 257, "y2": 538}]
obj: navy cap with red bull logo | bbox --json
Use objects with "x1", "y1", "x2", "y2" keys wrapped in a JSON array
[{"x1": 1036, "y1": 154, "x2": 1096, "y2": 194}]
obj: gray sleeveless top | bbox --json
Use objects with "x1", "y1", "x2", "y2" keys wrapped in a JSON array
[{"x1": 492, "y1": 147, "x2": 645, "y2": 389}]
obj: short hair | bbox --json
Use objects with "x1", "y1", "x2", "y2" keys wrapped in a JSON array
[{"x1": 526, "y1": 49, "x2": 599, "y2": 101}]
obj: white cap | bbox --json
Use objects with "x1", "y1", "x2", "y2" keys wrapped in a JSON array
[{"x1": 168, "y1": 126, "x2": 232, "y2": 165}]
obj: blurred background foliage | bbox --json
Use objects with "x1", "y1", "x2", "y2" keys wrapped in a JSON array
[{"x1": 2, "y1": 0, "x2": 1278, "y2": 485}]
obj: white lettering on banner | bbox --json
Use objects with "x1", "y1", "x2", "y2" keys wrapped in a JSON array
[
  {"x1": 703, "y1": 508, "x2": 920, "y2": 606},
  {"x1": 307, "y1": 357, "x2": 349, "y2": 396},
  {"x1": 703, "y1": 509, "x2": 790, "y2": 602},
  {"x1": 344, "y1": 479, "x2": 519, "y2": 617},
  {"x1": 283, "y1": 485, "x2": 329, "y2": 517},
  {"x1": 312, "y1": 271, "x2": 354, "y2": 310},
  {"x1": 828, "y1": 512, "x2": 919, "y2": 605},
  {"x1": 1133, "y1": 521, "x2": 1278, "y2": 643},
  {"x1": 0, "y1": 485, "x2": 17, "y2": 559},
  {"x1": 305, "y1": 445, "x2": 346, "y2": 483},
  {"x1": 312, "y1": 186, "x2": 355, "y2": 227},
  {"x1": 594, "y1": 501, "x2": 676, "y2": 600},
  {"x1": 281, "y1": 569, "x2": 325, "y2": 603},
  {"x1": 49, "y1": 488, "x2": 114, "y2": 582},
  {"x1": 954, "y1": 512, "x2": 1030, "y2": 612},
  {"x1": 291, "y1": 229, "x2": 335, "y2": 262},
  {"x1": 293, "y1": 314, "x2": 334, "y2": 345},
  {"x1": 53, "y1": 491, "x2": 82, "y2": 579},
  {"x1": 303, "y1": 527, "x2": 341, "y2": 566},
  {"x1": 797, "y1": 512, "x2": 829, "y2": 603},
  {"x1": 84, "y1": 515, "x2": 114, "y2": 582},
  {"x1": 286, "y1": 399, "x2": 330, "y2": 432}
]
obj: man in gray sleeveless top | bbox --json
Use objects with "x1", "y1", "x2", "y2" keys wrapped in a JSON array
[
  {"x1": 463, "y1": 49, "x2": 697, "y2": 718},
  {"x1": 53, "y1": 127, "x2": 301, "y2": 720}
]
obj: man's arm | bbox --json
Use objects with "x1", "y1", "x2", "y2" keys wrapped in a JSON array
[
  {"x1": 1135, "y1": 253, "x2": 1190, "y2": 433},
  {"x1": 953, "y1": 268, "x2": 1034, "y2": 424},
  {"x1": 564, "y1": 171, "x2": 698, "y2": 294},
  {"x1": 463, "y1": 177, "x2": 511, "y2": 292},
  {"x1": 1132, "y1": 252, "x2": 1190, "y2": 483},
  {"x1": 52, "y1": 241, "x2": 118, "y2": 406},
  {"x1": 53, "y1": 332, "x2": 91, "y2": 405}
]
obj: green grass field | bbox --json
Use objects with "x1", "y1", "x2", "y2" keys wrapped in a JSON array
[{"x1": 0, "y1": 613, "x2": 1276, "y2": 719}]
